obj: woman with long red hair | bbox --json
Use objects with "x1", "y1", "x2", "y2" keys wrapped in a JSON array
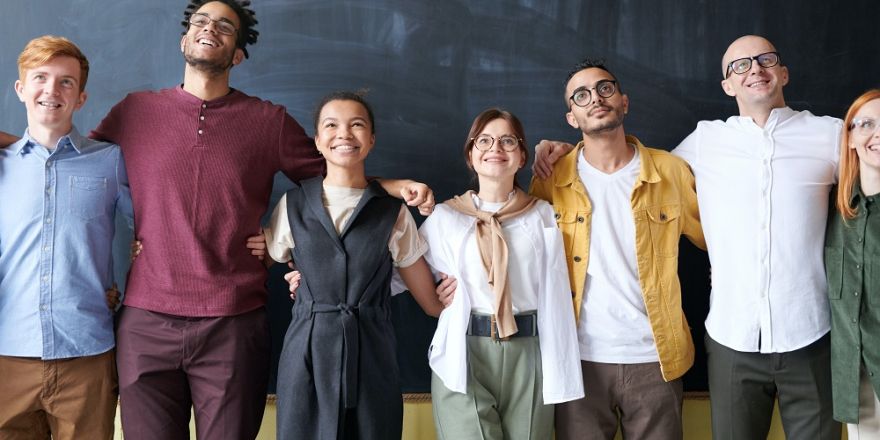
[{"x1": 825, "y1": 89, "x2": 880, "y2": 439}]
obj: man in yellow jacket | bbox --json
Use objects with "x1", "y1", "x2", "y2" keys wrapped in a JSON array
[{"x1": 529, "y1": 59, "x2": 705, "y2": 439}]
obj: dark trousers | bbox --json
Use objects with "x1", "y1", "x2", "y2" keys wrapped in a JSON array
[
  {"x1": 706, "y1": 332, "x2": 840, "y2": 440},
  {"x1": 116, "y1": 306, "x2": 270, "y2": 440},
  {"x1": 555, "y1": 361, "x2": 683, "y2": 440}
]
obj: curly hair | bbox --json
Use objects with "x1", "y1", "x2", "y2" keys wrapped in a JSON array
[{"x1": 182, "y1": 0, "x2": 259, "y2": 58}]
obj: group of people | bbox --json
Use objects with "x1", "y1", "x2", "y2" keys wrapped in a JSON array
[{"x1": 0, "y1": 1, "x2": 877, "y2": 440}]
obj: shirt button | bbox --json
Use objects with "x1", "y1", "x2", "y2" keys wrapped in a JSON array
[
  {"x1": 41, "y1": 275, "x2": 48, "y2": 282},
  {"x1": 857, "y1": 264, "x2": 861, "y2": 270},
  {"x1": 577, "y1": 216, "x2": 585, "y2": 223},
  {"x1": 202, "y1": 104, "x2": 207, "y2": 109},
  {"x1": 198, "y1": 129, "x2": 203, "y2": 135},
  {"x1": 855, "y1": 291, "x2": 860, "y2": 296},
  {"x1": 45, "y1": 161, "x2": 52, "y2": 168},
  {"x1": 200, "y1": 115, "x2": 205, "y2": 121},
  {"x1": 573, "y1": 256, "x2": 582, "y2": 263},
  {"x1": 45, "y1": 218, "x2": 51, "y2": 224},
  {"x1": 40, "y1": 304, "x2": 48, "y2": 311},
  {"x1": 43, "y1": 246, "x2": 50, "y2": 252},
  {"x1": 554, "y1": 213, "x2": 561, "y2": 220}
]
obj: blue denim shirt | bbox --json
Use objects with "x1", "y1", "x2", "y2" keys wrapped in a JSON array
[{"x1": 0, "y1": 127, "x2": 133, "y2": 359}]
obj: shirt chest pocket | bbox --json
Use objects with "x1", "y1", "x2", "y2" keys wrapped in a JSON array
[
  {"x1": 646, "y1": 204, "x2": 681, "y2": 257},
  {"x1": 69, "y1": 176, "x2": 108, "y2": 221}
]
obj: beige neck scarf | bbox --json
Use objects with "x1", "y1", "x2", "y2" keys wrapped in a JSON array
[{"x1": 444, "y1": 188, "x2": 538, "y2": 338}]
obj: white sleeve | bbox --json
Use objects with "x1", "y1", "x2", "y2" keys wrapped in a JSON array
[{"x1": 264, "y1": 194, "x2": 295, "y2": 263}]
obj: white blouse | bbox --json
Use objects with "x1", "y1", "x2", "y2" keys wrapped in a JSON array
[{"x1": 419, "y1": 198, "x2": 584, "y2": 404}]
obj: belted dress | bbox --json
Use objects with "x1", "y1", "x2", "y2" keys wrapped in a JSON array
[{"x1": 276, "y1": 177, "x2": 403, "y2": 440}]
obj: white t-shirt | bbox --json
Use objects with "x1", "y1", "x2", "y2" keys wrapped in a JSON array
[{"x1": 577, "y1": 147, "x2": 659, "y2": 363}]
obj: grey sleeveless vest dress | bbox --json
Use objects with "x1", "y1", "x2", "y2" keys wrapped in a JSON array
[{"x1": 276, "y1": 177, "x2": 403, "y2": 440}]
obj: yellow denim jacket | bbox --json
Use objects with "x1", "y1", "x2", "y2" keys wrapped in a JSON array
[{"x1": 529, "y1": 135, "x2": 705, "y2": 381}]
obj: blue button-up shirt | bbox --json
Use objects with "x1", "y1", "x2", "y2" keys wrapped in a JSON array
[{"x1": 0, "y1": 127, "x2": 133, "y2": 359}]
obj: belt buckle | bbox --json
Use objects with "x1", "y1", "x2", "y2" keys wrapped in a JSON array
[{"x1": 489, "y1": 315, "x2": 509, "y2": 341}]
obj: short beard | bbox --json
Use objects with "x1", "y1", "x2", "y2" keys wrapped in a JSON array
[
  {"x1": 183, "y1": 49, "x2": 234, "y2": 77},
  {"x1": 583, "y1": 109, "x2": 625, "y2": 136}
]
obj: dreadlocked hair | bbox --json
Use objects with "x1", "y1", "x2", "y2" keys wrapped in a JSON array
[{"x1": 182, "y1": 0, "x2": 259, "y2": 58}]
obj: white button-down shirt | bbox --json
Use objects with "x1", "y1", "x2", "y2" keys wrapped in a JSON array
[{"x1": 673, "y1": 107, "x2": 841, "y2": 353}]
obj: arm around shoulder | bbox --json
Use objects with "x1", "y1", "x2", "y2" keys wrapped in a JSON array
[{"x1": 0, "y1": 131, "x2": 19, "y2": 148}]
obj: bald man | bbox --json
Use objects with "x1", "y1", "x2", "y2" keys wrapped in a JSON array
[{"x1": 670, "y1": 35, "x2": 841, "y2": 439}]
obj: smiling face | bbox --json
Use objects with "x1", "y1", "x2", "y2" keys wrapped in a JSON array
[
  {"x1": 15, "y1": 55, "x2": 87, "y2": 136},
  {"x1": 850, "y1": 98, "x2": 880, "y2": 174},
  {"x1": 720, "y1": 36, "x2": 789, "y2": 114},
  {"x1": 468, "y1": 118, "x2": 526, "y2": 185},
  {"x1": 314, "y1": 99, "x2": 375, "y2": 170},
  {"x1": 180, "y1": 1, "x2": 244, "y2": 75},
  {"x1": 564, "y1": 67, "x2": 628, "y2": 138}
]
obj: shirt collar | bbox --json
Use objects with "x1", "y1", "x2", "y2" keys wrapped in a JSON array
[
  {"x1": 850, "y1": 180, "x2": 873, "y2": 208},
  {"x1": 556, "y1": 134, "x2": 659, "y2": 187},
  {"x1": 729, "y1": 106, "x2": 797, "y2": 131},
  {"x1": 16, "y1": 126, "x2": 87, "y2": 155}
]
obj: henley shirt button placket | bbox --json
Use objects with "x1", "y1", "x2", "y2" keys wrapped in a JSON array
[{"x1": 199, "y1": 103, "x2": 207, "y2": 135}]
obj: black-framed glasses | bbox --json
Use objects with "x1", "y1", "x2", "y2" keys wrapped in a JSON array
[
  {"x1": 471, "y1": 134, "x2": 522, "y2": 152},
  {"x1": 569, "y1": 80, "x2": 617, "y2": 108},
  {"x1": 850, "y1": 117, "x2": 880, "y2": 137},
  {"x1": 188, "y1": 12, "x2": 238, "y2": 36},
  {"x1": 725, "y1": 51, "x2": 780, "y2": 78}
]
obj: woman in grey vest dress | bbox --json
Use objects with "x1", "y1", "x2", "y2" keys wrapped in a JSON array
[{"x1": 263, "y1": 91, "x2": 445, "y2": 440}]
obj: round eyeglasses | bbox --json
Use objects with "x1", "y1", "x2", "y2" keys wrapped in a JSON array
[
  {"x1": 569, "y1": 80, "x2": 617, "y2": 108},
  {"x1": 471, "y1": 134, "x2": 522, "y2": 152},
  {"x1": 725, "y1": 52, "x2": 780, "y2": 78},
  {"x1": 851, "y1": 117, "x2": 880, "y2": 138},
  {"x1": 188, "y1": 13, "x2": 238, "y2": 36}
]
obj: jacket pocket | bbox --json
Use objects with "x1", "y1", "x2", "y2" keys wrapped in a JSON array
[
  {"x1": 646, "y1": 204, "x2": 681, "y2": 257},
  {"x1": 824, "y1": 247, "x2": 842, "y2": 300},
  {"x1": 69, "y1": 176, "x2": 108, "y2": 221},
  {"x1": 554, "y1": 209, "x2": 586, "y2": 257}
]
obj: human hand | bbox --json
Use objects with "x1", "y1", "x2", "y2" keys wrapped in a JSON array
[
  {"x1": 284, "y1": 262, "x2": 302, "y2": 300},
  {"x1": 532, "y1": 139, "x2": 574, "y2": 179},
  {"x1": 246, "y1": 231, "x2": 267, "y2": 261},
  {"x1": 435, "y1": 272, "x2": 457, "y2": 308},
  {"x1": 400, "y1": 180, "x2": 435, "y2": 216},
  {"x1": 106, "y1": 283, "x2": 121, "y2": 310},
  {"x1": 130, "y1": 240, "x2": 142, "y2": 262}
]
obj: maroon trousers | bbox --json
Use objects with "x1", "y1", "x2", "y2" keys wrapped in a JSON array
[{"x1": 116, "y1": 306, "x2": 270, "y2": 440}]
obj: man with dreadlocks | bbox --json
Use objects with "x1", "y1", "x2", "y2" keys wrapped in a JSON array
[
  {"x1": 87, "y1": 1, "x2": 312, "y2": 438},
  {"x1": 82, "y1": 1, "x2": 432, "y2": 438}
]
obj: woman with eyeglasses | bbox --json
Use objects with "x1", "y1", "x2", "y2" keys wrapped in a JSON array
[
  {"x1": 263, "y1": 91, "x2": 444, "y2": 440},
  {"x1": 825, "y1": 89, "x2": 880, "y2": 438},
  {"x1": 420, "y1": 108, "x2": 584, "y2": 439}
]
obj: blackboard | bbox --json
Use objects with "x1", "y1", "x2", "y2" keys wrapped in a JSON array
[{"x1": 3, "y1": 0, "x2": 879, "y2": 394}]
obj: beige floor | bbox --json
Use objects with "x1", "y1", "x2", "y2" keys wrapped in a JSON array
[{"x1": 112, "y1": 394, "x2": 844, "y2": 439}]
